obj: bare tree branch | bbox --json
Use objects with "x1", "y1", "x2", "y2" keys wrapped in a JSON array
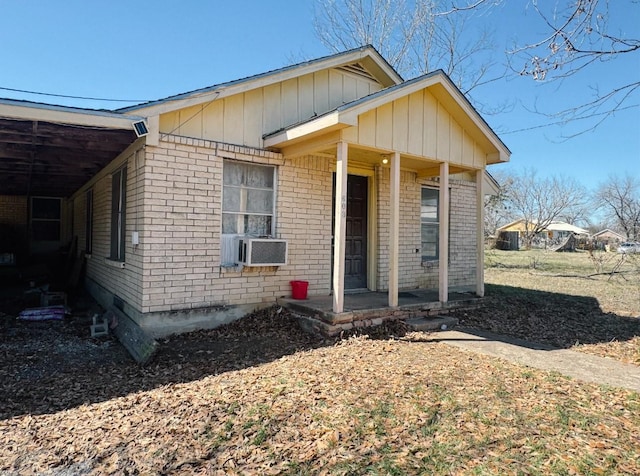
[
  {"x1": 594, "y1": 174, "x2": 640, "y2": 240},
  {"x1": 312, "y1": 0, "x2": 502, "y2": 103},
  {"x1": 510, "y1": 1, "x2": 640, "y2": 81},
  {"x1": 501, "y1": 169, "x2": 588, "y2": 248},
  {"x1": 313, "y1": 0, "x2": 638, "y2": 132}
]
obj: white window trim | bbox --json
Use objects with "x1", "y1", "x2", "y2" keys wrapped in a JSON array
[
  {"x1": 221, "y1": 160, "x2": 277, "y2": 266},
  {"x1": 421, "y1": 186, "x2": 439, "y2": 262}
]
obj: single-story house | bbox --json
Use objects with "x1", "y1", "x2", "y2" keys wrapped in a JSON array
[
  {"x1": 0, "y1": 45, "x2": 510, "y2": 336},
  {"x1": 498, "y1": 219, "x2": 589, "y2": 241},
  {"x1": 593, "y1": 229, "x2": 625, "y2": 245}
]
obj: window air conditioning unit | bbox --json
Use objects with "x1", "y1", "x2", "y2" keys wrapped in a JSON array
[{"x1": 237, "y1": 238, "x2": 288, "y2": 266}]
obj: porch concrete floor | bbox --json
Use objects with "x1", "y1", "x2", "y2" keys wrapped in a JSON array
[{"x1": 279, "y1": 288, "x2": 483, "y2": 327}]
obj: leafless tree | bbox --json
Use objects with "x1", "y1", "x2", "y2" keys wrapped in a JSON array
[
  {"x1": 506, "y1": 0, "x2": 640, "y2": 135},
  {"x1": 312, "y1": 0, "x2": 502, "y2": 96},
  {"x1": 502, "y1": 169, "x2": 587, "y2": 248},
  {"x1": 594, "y1": 174, "x2": 640, "y2": 241},
  {"x1": 558, "y1": 202, "x2": 591, "y2": 227},
  {"x1": 314, "y1": 1, "x2": 638, "y2": 130},
  {"x1": 483, "y1": 169, "x2": 513, "y2": 237},
  {"x1": 444, "y1": 0, "x2": 639, "y2": 133}
]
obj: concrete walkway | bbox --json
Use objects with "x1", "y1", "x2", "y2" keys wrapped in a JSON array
[{"x1": 426, "y1": 328, "x2": 640, "y2": 393}]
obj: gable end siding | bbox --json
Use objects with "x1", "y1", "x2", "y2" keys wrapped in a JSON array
[{"x1": 158, "y1": 69, "x2": 383, "y2": 148}]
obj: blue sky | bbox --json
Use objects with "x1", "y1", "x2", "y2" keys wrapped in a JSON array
[{"x1": 1, "y1": 1, "x2": 638, "y2": 191}]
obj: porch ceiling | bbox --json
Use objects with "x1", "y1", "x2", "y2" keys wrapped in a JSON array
[
  {"x1": 0, "y1": 117, "x2": 137, "y2": 197},
  {"x1": 311, "y1": 143, "x2": 469, "y2": 177}
]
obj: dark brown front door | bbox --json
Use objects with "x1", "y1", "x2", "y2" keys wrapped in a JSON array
[{"x1": 345, "y1": 175, "x2": 368, "y2": 289}]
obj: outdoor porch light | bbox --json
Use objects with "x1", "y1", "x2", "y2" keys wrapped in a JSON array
[{"x1": 381, "y1": 155, "x2": 389, "y2": 165}]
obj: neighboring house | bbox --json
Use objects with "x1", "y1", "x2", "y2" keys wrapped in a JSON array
[
  {"x1": 545, "y1": 221, "x2": 590, "y2": 240},
  {"x1": 0, "y1": 46, "x2": 510, "y2": 336},
  {"x1": 593, "y1": 229, "x2": 625, "y2": 246},
  {"x1": 498, "y1": 219, "x2": 589, "y2": 241},
  {"x1": 497, "y1": 219, "x2": 532, "y2": 235}
]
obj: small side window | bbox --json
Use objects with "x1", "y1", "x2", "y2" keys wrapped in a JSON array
[
  {"x1": 421, "y1": 187, "x2": 439, "y2": 261},
  {"x1": 110, "y1": 167, "x2": 127, "y2": 261},
  {"x1": 85, "y1": 189, "x2": 93, "y2": 255}
]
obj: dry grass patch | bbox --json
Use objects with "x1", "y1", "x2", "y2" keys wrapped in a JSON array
[{"x1": 458, "y1": 249, "x2": 640, "y2": 365}]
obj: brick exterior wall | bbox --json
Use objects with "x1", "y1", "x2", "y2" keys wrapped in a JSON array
[
  {"x1": 137, "y1": 136, "x2": 334, "y2": 314},
  {"x1": 0, "y1": 195, "x2": 28, "y2": 256},
  {"x1": 0, "y1": 195, "x2": 27, "y2": 225},
  {"x1": 448, "y1": 179, "x2": 478, "y2": 288},
  {"x1": 375, "y1": 168, "x2": 478, "y2": 291},
  {"x1": 73, "y1": 134, "x2": 479, "y2": 329},
  {"x1": 72, "y1": 142, "x2": 146, "y2": 314}
]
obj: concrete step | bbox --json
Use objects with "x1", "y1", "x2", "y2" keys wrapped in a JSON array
[{"x1": 405, "y1": 315, "x2": 458, "y2": 332}]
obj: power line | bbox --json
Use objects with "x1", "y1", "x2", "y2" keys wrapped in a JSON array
[{"x1": 0, "y1": 86, "x2": 150, "y2": 103}]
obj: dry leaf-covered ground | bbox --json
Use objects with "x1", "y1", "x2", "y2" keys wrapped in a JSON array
[
  {"x1": 1, "y1": 249, "x2": 639, "y2": 474},
  {"x1": 460, "y1": 250, "x2": 640, "y2": 365},
  {"x1": 1, "y1": 307, "x2": 640, "y2": 475}
]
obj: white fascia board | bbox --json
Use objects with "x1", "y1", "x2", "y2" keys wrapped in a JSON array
[
  {"x1": 124, "y1": 89, "x2": 224, "y2": 117},
  {"x1": 0, "y1": 101, "x2": 144, "y2": 129},
  {"x1": 339, "y1": 75, "x2": 442, "y2": 125},
  {"x1": 339, "y1": 72, "x2": 510, "y2": 163},
  {"x1": 128, "y1": 47, "x2": 402, "y2": 117},
  {"x1": 483, "y1": 170, "x2": 500, "y2": 196},
  {"x1": 263, "y1": 111, "x2": 345, "y2": 148},
  {"x1": 435, "y1": 79, "x2": 511, "y2": 163}
]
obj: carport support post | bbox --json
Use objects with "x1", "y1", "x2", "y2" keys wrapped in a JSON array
[
  {"x1": 388, "y1": 151, "x2": 400, "y2": 308},
  {"x1": 476, "y1": 170, "x2": 485, "y2": 297},
  {"x1": 333, "y1": 141, "x2": 348, "y2": 314},
  {"x1": 439, "y1": 162, "x2": 449, "y2": 303}
]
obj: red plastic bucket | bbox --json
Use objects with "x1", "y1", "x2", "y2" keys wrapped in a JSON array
[{"x1": 290, "y1": 280, "x2": 309, "y2": 300}]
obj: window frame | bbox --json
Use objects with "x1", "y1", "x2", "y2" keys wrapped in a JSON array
[
  {"x1": 420, "y1": 187, "x2": 440, "y2": 261},
  {"x1": 30, "y1": 197, "x2": 62, "y2": 242},
  {"x1": 110, "y1": 167, "x2": 127, "y2": 262},
  {"x1": 221, "y1": 159, "x2": 276, "y2": 237},
  {"x1": 85, "y1": 188, "x2": 93, "y2": 255}
]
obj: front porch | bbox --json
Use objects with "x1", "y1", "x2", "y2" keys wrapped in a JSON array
[{"x1": 279, "y1": 287, "x2": 483, "y2": 336}]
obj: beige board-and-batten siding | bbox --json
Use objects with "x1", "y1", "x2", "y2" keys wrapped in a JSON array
[
  {"x1": 340, "y1": 87, "x2": 487, "y2": 169},
  {"x1": 158, "y1": 68, "x2": 384, "y2": 149}
]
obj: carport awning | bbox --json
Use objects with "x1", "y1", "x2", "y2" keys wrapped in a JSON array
[{"x1": 0, "y1": 100, "x2": 142, "y2": 197}]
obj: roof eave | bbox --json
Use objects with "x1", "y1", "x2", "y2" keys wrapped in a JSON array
[
  {"x1": 265, "y1": 70, "x2": 511, "y2": 164},
  {"x1": 263, "y1": 111, "x2": 352, "y2": 148},
  {"x1": 123, "y1": 45, "x2": 403, "y2": 117},
  {"x1": 430, "y1": 73, "x2": 511, "y2": 164},
  {"x1": 0, "y1": 99, "x2": 144, "y2": 130}
]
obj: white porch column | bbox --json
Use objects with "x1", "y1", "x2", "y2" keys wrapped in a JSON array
[
  {"x1": 388, "y1": 151, "x2": 400, "y2": 307},
  {"x1": 476, "y1": 170, "x2": 485, "y2": 297},
  {"x1": 439, "y1": 162, "x2": 449, "y2": 303},
  {"x1": 332, "y1": 141, "x2": 348, "y2": 313}
]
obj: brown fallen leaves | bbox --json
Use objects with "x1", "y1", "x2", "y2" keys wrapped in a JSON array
[
  {"x1": 1, "y1": 308, "x2": 639, "y2": 475},
  {"x1": 459, "y1": 265, "x2": 640, "y2": 365}
]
